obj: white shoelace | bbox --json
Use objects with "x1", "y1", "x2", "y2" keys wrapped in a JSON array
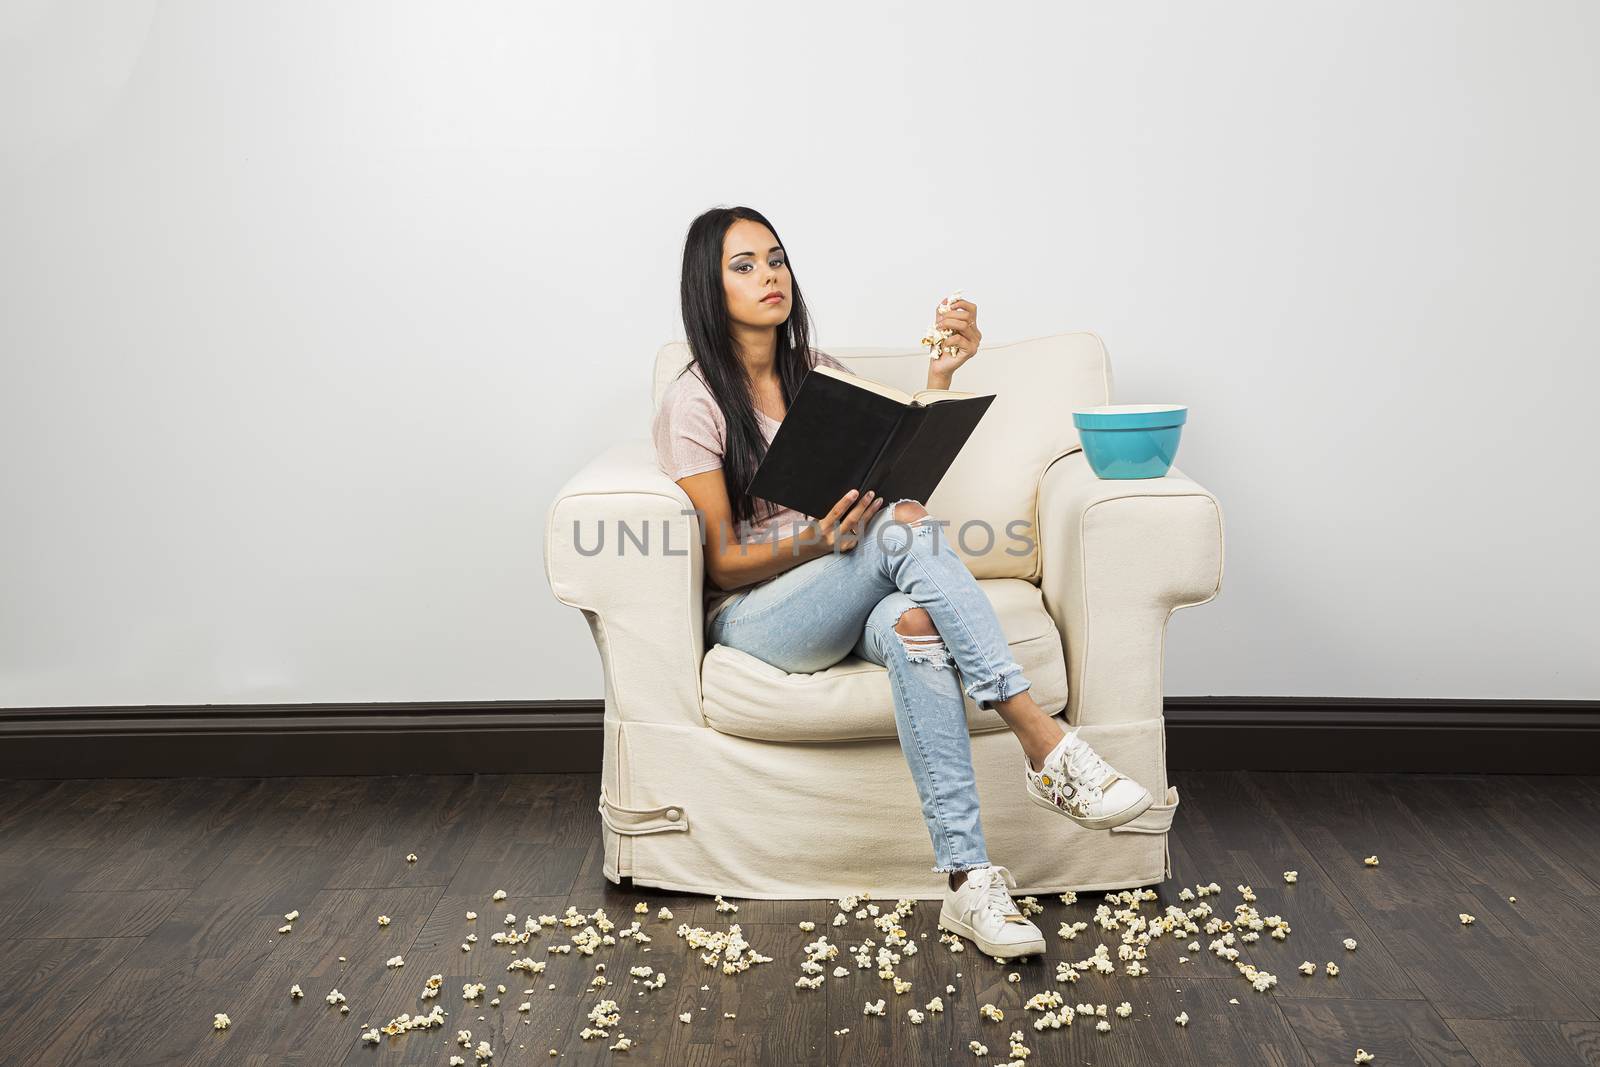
[
  {"x1": 1061, "y1": 736, "x2": 1113, "y2": 803},
  {"x1": 970, "y1": 866, "x2": 1023, "y2": 922}
]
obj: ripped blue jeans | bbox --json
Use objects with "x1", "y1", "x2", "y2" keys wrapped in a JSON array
[{"x1": 706, "y1": 498, "x2": 1033, "y2": 874}]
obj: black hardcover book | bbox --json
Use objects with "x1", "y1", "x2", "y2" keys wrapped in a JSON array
[{"x1": 745, "y1": 365, "x2": 997, "y2": 521}]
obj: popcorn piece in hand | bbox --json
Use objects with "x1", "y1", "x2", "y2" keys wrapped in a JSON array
[
  {"x1": 1459, "y1": 913, "x2": 1476, "y2": 925},
  {"x1": 212, "y1": 1012, "x2": 231, "y2": 1030},
  {"x1": 1364, "y1": 856, "x2": 1379, "y2": 867},
  {"x1": 920, "y1": 290, "x2": 967, "y2": 360},
  {"x1": 1343, "y1": 938, "x2": 1358, "y2": 951}
]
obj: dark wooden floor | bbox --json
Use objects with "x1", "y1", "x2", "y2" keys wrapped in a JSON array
[{"x1": 1, "y1": 771, "x2": 1597, "y2": 1066}]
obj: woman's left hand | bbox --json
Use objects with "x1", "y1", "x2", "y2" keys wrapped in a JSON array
[{"x1": 929, "y1": 297, "x2": 981, "y2": 378}]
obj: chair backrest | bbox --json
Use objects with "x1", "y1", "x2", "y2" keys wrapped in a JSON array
[{"x1": 650, "y1": 331, "x2": 1113, "y2": 580}]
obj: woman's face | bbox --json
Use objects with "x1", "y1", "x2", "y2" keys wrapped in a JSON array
[{"x1": 721, "y1": 219, "x2": 791, "y2": 329}]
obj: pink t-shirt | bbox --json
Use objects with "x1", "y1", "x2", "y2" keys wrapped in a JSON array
[{"x1": 651, "y1": 348, "x2": 855, "y2": 629}]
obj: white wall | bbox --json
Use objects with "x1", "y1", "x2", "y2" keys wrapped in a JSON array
[{"x1": 2, "y1": 0, "x2": 1595, "y2": 708}]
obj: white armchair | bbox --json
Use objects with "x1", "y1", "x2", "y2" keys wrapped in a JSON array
[{"x1": 544, "y1": 332, "x2": 1224, "y2": 899}]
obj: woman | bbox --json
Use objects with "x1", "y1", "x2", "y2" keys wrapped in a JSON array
[{"x1": 650, "y1": 206, "x2": 1154, "y2": 959}]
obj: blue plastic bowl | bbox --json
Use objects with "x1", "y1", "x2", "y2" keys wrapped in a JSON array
[{"x1": 1071, "y1": 404, "x2": 1188, "y2": 479}]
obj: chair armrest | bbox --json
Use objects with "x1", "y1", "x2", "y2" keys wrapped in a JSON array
[
  {"x1": 544, "y1": 439, "x2": 708, "y2": 729},
  {"x1": 1036, "y1": 450, "x2": 1224, "y2": 727}
]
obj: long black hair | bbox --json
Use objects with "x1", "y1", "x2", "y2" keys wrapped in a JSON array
[{"x1": 678, "y1": 205, "x2": 819, "y2": 533}]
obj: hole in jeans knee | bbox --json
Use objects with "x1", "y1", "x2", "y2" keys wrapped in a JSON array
[
  {"x1": 891, "y1": 499, "x2": 931, "y2": 527},
  {"x1": 896, "y1": 631, "x2": 952, "y2": 669}
]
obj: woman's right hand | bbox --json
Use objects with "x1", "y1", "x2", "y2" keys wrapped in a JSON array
[{"x1": 815, "y1": 488, "x2": 885, "y2": 553}]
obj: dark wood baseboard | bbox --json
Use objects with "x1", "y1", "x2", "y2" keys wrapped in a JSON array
[
  {"x1": 1164, "y1": 696, "x2": 1600, "y2": 773},
  {"x1": 1, "y1": 697, "x2": 1595, "y2": 779}
]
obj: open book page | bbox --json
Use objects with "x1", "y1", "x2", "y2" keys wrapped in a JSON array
[{"x1": 811, "y1": 365, "x2": 978, "y2": 407}]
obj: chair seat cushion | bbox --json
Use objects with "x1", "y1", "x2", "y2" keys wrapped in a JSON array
[{"x1": 700, "y1": 579, "x2": 1068, "y2": 743}]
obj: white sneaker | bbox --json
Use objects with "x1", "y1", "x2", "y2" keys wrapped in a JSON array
[
  {"x1": 936, "y1": 864, "x2": 1046, "y2": 959},
  {"x1": 1024, "y1": 729, "x2": 1154, "y2": 830}
]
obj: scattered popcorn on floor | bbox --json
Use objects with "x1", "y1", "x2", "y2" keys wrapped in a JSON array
[
  {"x1": 212, "y1": 1012, "x2": 230, "y2": 1030},
  {"x1": 1354, "y1": 1049, "x2": 1375, "y2": 1064},
  {"x1": 1095, "y1": 1019, "x2": 1111, "y2": 1033},
  {"x1": 1175, "y1": 1011, "x2": 1189, "y2": 1026},
  {"x1": 1343, "y1": 938, "x2": 1358, "y2": 950},
  {"x1": 385, "y1": 955, "x2": 405, "y2": 968},
  {"x1": 1327, "y1": 962, "x2": 1341, "y2": 976},
  {"x1": 1115, "y1": 1001, "x2": 1132, "y2": 1018},
  {"x1": 1282, "y1": 871, "x2": 1298, "y2": 883},
  {"x1": 379, "y1": 1003, "x2": 447, "y2": 1037},
  {"x1": 980, "y1": 1003, "x2": 1004, "y2": 1022},
  {"x1": 378, "y1": 915, "x2": 390, "y2": 927},
  {"x1": 406, "y1": 853, "x2": 417, "y2": 863},
  {"x1": 493, "y1": 890, "x2": 507, "y2": 901},
  {"x1": 1364, "y1": 856, "x2": 1379, "y2": 867},
  {"x1": 968, "y1": 1039, "x2": 989, "y2": 1056},
  {"x1": 1459, "y1": 913, "x2": 1476, "y2": 925},
  {"x1": 289, "y1": 984, "x2": 302, "y2": 999}
]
